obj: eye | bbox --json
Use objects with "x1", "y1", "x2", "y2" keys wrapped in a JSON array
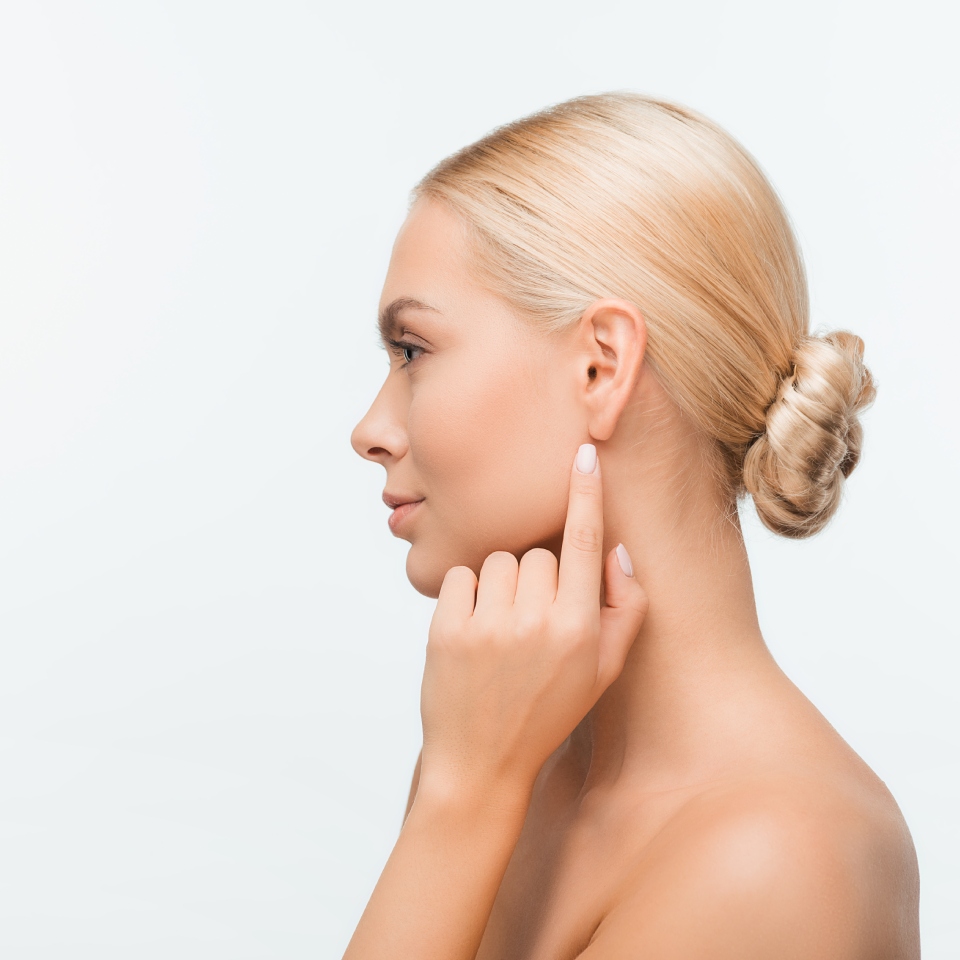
[{"x1": 386, "y1": 337, "x2": 425, "y2": 368}]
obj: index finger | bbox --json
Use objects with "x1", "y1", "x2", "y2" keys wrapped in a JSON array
[{"x1": 556, "y1": 443, "x2": 604, "y2": 611}]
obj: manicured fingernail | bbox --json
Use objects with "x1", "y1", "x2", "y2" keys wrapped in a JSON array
[
  {"x1": 616, "y1": 543, "x2": 634, "y2": 577},
  {"x1": 575, "y1": 443, "x2": 597, "y2": 474}
]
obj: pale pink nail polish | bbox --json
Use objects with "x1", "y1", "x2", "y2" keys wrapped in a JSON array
[
  {"x1": 616, "y1": 543, "x2": 634, "y2": 577},
  {"x1": 575, "y1": 443, "x2": 597, "y2": 474}
]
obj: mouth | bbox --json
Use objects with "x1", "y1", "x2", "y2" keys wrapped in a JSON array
[
  {"x1": 382, "y1": 492, "x2": 424, "y2": 509},
  {"x1": 387, "y1": 498, "x2": 424, "y2": 534}
]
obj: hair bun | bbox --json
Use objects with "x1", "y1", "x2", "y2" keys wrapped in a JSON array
[{"x1": 743, "y1": 332, "x2": 877, "y2": 538}]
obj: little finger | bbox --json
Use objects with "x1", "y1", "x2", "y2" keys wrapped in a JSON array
[{"x1": 431, "y1": 565, "x2": 479, "y2": 636}]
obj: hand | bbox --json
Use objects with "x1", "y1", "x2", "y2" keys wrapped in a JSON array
[{"x1": 418, "y1": 443, "x2": 649, "y2": 803}]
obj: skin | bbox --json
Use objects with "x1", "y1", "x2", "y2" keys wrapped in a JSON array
[{"x1": 347, "y1": 196, "x2": 921, "y2": 959}]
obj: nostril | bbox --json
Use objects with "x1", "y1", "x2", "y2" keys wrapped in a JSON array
[
  {"x1": 350, "y1": 409, "x2": 406, "y2": 463},
  {"x1": 350, "y1": 423, "x2": 381, "y2": 462}
]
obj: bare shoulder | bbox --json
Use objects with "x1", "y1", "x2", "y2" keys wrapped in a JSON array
[{"x1": 579, "y1": 771, "x2": 919, "y2": 960}]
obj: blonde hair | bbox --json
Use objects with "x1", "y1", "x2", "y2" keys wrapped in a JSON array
[{"x1": 412, "y1": 92, "x2": 876, "y2": 538}]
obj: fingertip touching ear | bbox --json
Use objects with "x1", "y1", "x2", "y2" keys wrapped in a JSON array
[{"x1": 578, "y1": 298, "x2": 647, "y2": 442}]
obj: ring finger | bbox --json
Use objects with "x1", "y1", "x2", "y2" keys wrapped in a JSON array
[
  {"x1": 472, "y1": 551, "x2": 519, "y2": 619},
  {"x1": 513, "y1": 547, "x2": 559, "y2": 613}
]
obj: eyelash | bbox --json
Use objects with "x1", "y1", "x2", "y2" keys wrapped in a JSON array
[{"x1": 385, "y1": 337, "x2": 425, "y2": 368}]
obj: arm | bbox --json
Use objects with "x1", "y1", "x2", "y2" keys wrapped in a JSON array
[
  {"x1": 345, "y1": 447, "x2": 647, "y2": 959},
  {"x1": 343, "y1": 775, "x2": 532, "y2": 960}
]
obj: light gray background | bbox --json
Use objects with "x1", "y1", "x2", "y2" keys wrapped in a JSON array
[{"x1": 0, "y1": 0, "x2": 956, "y2": 956}]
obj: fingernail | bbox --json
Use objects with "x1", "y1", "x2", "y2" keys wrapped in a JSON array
[
  {"x1": 575, "y1": 443, "x2": 597, "y2": 474},
  {"x1": 616, "y1": 543, "x2": 634, "y2": 577}
]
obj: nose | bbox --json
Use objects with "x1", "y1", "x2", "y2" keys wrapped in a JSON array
[{"x1": 350, "y1": 375, "x2": 409, "y2": 465}]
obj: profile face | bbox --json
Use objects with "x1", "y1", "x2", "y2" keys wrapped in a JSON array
[{"x1": 350, "y1": 197, "x2": 584, "y2": 598}]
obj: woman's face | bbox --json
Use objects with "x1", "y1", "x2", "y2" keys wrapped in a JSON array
[{"x1": 350, "y1": 197, "x2": 587, "y2": 599}]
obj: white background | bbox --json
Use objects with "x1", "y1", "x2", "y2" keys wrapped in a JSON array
[{"x1": 0, "y1": 0, "x2": 956, "y2": 956}]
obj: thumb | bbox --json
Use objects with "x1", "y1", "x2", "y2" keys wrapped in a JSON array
[{"x1": 595, "y1": 543, "x2": 649, "y2": 692}]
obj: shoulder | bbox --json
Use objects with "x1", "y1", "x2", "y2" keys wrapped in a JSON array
[{"x1": 580, "y1": 773, "x2": 919, "y2": 959}]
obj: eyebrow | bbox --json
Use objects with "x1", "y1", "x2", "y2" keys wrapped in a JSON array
[{"x1": 377, "y1": 297, "x2": 440, "y2": 344}]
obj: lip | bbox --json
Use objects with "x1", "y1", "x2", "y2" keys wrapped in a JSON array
[
  {"x1": 382, "y1": 491, "x2": 425, "y2": 509},
  {"x1": 387, "y1": 498, "x2": 424, "y2": 534}
]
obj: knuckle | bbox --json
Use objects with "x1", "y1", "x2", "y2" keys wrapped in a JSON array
[
  {"x1": 624, "y1": 582, "x2": 649, "y2": 615},
  {"x1": 567, "y1": 524, "x2": 602, "y2": 554},
  {"x1": 461, "y1": 622, "x2": 487, "y2": 651},
  {"x1": 575, "y1": 477, "x2": 603, "y2": 501},
  {"x1": 428, "y1": 620, "x2": 477, "y2": 655},
  {"x1": 568, "y1": 613, "x2": 598, "y2": 643},
  {"x1": 425, "y1": 626, "x2": 451, "y2": 654},
  {"x1": 551, "y1": 610, "x2": 588, "y2": 644},
  {"x1": 513, "y1": 610, "x2": 546, "y2": 640}
]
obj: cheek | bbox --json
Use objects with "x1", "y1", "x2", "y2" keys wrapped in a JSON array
[{"x1": 407, "y1": 355, "x2": 575, "y2": 562}]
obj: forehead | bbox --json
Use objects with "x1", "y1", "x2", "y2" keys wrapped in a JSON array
[
  {"x1": 381, "y1": 197, "x2": 472, "y2": 305},
  {"x1": 377, "y1": 196, "x2": 536, "y2": 349}
]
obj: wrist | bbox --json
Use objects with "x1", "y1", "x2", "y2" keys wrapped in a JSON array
[{"x1": 414, "y1": 764, "x2": 535, "y2": 825}]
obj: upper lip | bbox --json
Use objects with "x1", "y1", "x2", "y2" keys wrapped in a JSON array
[{"x1": 382, "y1": 491, "x2": 425, "y2": 509}]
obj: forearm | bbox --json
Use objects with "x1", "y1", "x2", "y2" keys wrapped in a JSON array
[{"x1": 343, "y1": 776, "x2": 533, "y2": 960}]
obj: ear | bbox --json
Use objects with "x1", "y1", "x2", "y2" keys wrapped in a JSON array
[{"x1": 575, "y1": 298, "x2": 647, "y2": 442}]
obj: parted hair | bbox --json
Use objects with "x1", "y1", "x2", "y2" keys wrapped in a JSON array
[{"x1": 411, "y1": 91, "x2": 876, "y2": 538}]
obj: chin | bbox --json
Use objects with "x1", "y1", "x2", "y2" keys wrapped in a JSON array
[
  {"x1": 402, "y1": 523, "x2": 565, "y2": 601},
  {"x1": 403, "y1": 535, "x2": 494, "y2": 600},
  {"x1": 404, "y1": 545, "x2": 445, "y2": 600}
]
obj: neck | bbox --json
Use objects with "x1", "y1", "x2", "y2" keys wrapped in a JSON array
[{"x1": 557, "y1": 413, "x2": 788, "y2": 800}]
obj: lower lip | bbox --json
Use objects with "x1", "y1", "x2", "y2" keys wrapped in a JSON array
[{"x1": 388, "y1": 499, "x2": 424, "y2": 534}]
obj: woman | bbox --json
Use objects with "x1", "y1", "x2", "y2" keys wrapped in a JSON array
[{"x1": 347, "y1": 92, "x2": 920, "y2": 958}]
